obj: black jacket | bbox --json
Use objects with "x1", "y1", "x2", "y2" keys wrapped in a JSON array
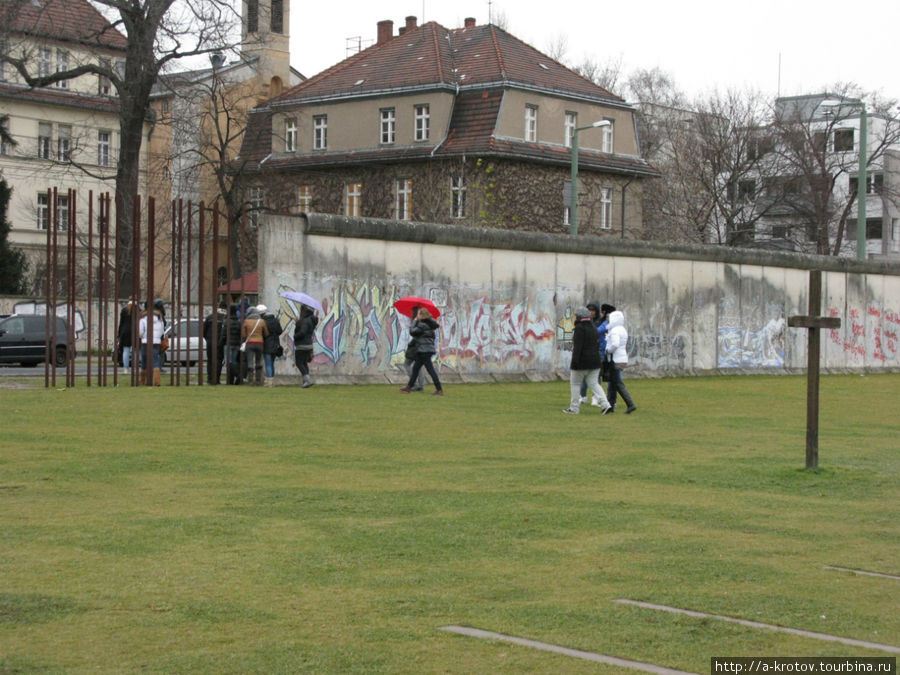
[
  {"x1": 118, "y1": 306, "x2": 134, "y2": 346},
  {"x1": 293, "y1": 312, "x2": 318, "y2": 350},
  {"x1": 203, "y1": 310, "x2": 227, "y2": 349},
  {"x1": 227, "y1": 313, "x2": 243, "y2": 346},
  {"x1": 570, "y1": 318, "x2": 602, "y2": 370},
  {"x1": 409, "y1": 317, "x2": 439, "y2": 354},
  {"x1": 262, "y1": 314, "x2": 283, "y2": 354}
]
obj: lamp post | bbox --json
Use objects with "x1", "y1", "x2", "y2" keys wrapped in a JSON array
[
  {"x1": 570, "y1": 120, "x2": 611, "y2": 235},
  {"x1": 822, "y1": 99, "x2": 867, "y2": 259}
]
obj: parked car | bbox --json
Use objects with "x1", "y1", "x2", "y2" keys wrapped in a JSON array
[
  {"x1": 162, "y1": 318, "x2": 206, "y2": 366},
  {"x1": 0, "y1": 314, "x2": 73, "y2": 367}
]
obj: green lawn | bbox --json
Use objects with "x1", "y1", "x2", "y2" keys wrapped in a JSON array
[{"x1": 1, "y1": 375, "x2": 898, "y2": 673}]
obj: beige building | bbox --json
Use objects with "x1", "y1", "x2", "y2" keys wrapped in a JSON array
[{"x1": 0, "y1": 0, "x2": 149, "y2": 294}]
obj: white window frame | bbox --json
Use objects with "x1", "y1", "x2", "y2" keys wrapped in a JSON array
[
  {"x1": 563, "y1": 206, "x2": 570, "y2": 227},
  {"x1": 98, "y1": 131, "x2": 111, "y2": 167},
  {"x1": 98, "y1": 58, "x2": 112, "y2": 95},
  {"x1": 601, "y1": 120, "x2": 614, "y2": 153},
  {"x1": 565, "y1": 112, "x2": 577, "y2": 148},
  {"x1": 57, "y1": 124, "x2": 71, "y2": 161},
  {"x1": 285, "y1": 118, "x2": 297, "y2": 152},
  {"x1": 395, "y1": 178, "x2": 412, "y2": 220},
  {"x1": 381, "y1": 108, "x2": 395, "y2": 145},
  {"x1": 414, "y1": 104, "x2": 430, "y2": 142},
  {"x1": 38, "y1": 48, "x2": 52, "y2": 79},
  {"x1": 38, "y1": 122, "x2": 52, "y2": 160},
  {"x1": 55, "y1": 50, "x2": 69, "y2": 88},
  {"x1": 37, "y1": 193, "x2": 49, "y2": 230},
  {"x1": 344, "y1": 182, "x2": 362, "y2": 217},
  {"x1": 313, "y1": 115, "x2": 327, "y2": 150},
  {"x1": 450, "y1": 176, "x2": 466, "y2": 218},
  {"x1": 525, "y1": 105, "x2": 538, "y2": 142},
  {"x1": 599, "y1": 187, "x2": 613, "y2": 230},
  {"x1": 247, "y1": 187, "x2": 264, "y2": 228},
  {"x1": 56, "y1": 194, "x2": 69, "y2": 231},
  {"x1": 297, "y1": 185, "x2": 312, "y2": 213}
]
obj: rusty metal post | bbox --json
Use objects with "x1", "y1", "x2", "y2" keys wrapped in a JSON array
[
  {"x1": 67, "y1": 189, "x2": 76, "y2": 388},
  {"x1": 186, "y1": 200, "x2": 193, "y2": 385},
  {"x1": 44, "y1": 188, "x2": 52, "y2": 388},
  {"x1": 87, "y1": 191, "x2": 94, "y2": 386},
  {"x1": 51, "y1": 187, "x2": 58, "y2": 388},
  {"x1": 198, "y1": 203, "x2": 206, "y2": 385},
  {"x1": 146, "y1": 196, "x2": 155, "y2": 386},
  {"x1": 131, "y1": 194, "x2": 140, "y2": 387},
  {"x1": 171, "y1": 199, "x2": 179, "y2": 386}
]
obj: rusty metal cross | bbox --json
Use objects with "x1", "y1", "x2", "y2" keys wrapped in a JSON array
[{"x1": 788, "y1": 270, "x2": 842, "y2": 469}]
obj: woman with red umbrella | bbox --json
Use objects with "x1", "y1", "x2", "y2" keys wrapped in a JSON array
[{"x1": 399, "y1": 307, "x2": 444, "y2": 396}]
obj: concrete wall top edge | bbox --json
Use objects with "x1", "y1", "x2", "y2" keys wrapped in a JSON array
[{"x1": 263, "y1": 214, "x2": 900, "y2": 277}]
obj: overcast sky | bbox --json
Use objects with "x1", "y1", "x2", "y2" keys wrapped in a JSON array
[{"x1": 289, "y1": 0, "x2": 900, "y2": 103}]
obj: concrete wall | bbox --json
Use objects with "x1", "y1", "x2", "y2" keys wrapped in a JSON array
[{"x1": 257, "y1": 214, "x2": 900, "y2": 382}]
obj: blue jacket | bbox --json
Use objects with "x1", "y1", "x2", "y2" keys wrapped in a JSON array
[{"x1": 597, "y1": 319, "x2": 609, "y2": 355}]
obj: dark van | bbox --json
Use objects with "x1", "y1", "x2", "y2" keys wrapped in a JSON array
[{"x1": 0, "y1": 314, "x2": 73, "y2": 367}]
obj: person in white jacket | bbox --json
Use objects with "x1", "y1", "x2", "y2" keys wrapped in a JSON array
[
  {"x1": 605, "y1": 310, "x2": 637, "y2": 414},
  {"x1": 138, "y1": 300, "x2": 167, "y2": 385}
]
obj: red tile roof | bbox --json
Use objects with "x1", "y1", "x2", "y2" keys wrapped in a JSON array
[
  {"x1": 5, "y1": 0, "x2": 128, "y2": 50},
  {"x1": 273, "y1": 21, "x2": 621, "y2": 105}
]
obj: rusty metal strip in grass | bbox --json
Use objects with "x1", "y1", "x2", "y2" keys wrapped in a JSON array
[
  {"x1": 614, "y1": 599, "x2": 900, "y2": 654},
  {"x1": 438, "y1": 625, "x2": 698, "y2": 674},
  {"x1": 825, "y1": 565, "x2": 900, "y2": 581}
]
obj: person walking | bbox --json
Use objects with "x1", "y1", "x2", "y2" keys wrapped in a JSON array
[
  {"x1": 563, "y1": 306, "x2": 611, "y2": 415},
  {"x1": 226, "y1": 304, "x2": 244, "y2": 385},
  {"x1": 293, "y1": 305, "x2": 318, "y2": 388},
  {"x1": 590, "y1": 302, "x2": 615, "y2": 407},
  {"x1": 403, "y1": 305, "x2": 427, "y2": 391},
  {"x1": 399, "y1": 307, "x2": 444, "y2": 396},
  {"x1": 138, "y1": 299, "x2": 166, "y2": 386},
  {"x1": 260, "y1": 304, "x2": 283, "y2": 387},
  {"x1": 117, "y1": 298, "x2": 136, "y2": 370},
  {"x1": 203, "y1": 301, "x2": 227, "y2": 384},
  {"x1": 605, "y1": 309, "x2": 637, "y2": 414},
  {"x1": 241, "y1": 305, "x2": 268, "y2": 386},
  {"x1": 579, "y1": 300, "x2": 603, "y2": 403}
]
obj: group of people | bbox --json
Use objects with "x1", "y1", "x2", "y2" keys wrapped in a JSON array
[
  {"x1": 116, "y1": 297, "x2": 168, "y2": 386},
  {"x1": 202, "y1": 302, "x2": 318, "y2": 388},
  {"x1": 564, "y1": 301, "x2": 637, "y2": 416}
]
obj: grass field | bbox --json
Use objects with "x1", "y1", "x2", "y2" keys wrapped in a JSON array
[{"x1": 1, "y1": 374, "x2": 898, "y2": 673}]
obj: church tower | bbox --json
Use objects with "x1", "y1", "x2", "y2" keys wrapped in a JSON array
[{"x1": 241, "y1": 0, "x2": 291, "y2": 97}]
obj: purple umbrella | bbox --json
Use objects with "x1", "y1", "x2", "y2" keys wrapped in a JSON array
[{"x1": 279, "y1": 290, "x2": 323, "y2": 312}]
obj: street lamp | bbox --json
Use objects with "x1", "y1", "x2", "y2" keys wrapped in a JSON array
[
  {"x1": 570, "y1": 119, "x2": 611, "y2": 235},
  {"x1": 822, "y1": 99, "x2": 867, "y2": 259}
]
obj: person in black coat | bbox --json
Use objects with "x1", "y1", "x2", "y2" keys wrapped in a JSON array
[
  {"x1": 563, "y1": 306, "x2": 611, "y2": 415},
  {"x1": 403, "y1": 305, "x2": 427, "y2": 391},
  {"x1": 293, "y1": 305, "x2": 318, "y2": 388},
  {"x1": 117, "y1": 299, "x2": 136, "y2": 369},
  {"x1": 260, "y1": 304, "x2": 283, "y2": 387},
  {"x1": 399, "y1": 308, "x2": 444, "y2": 396},
  {"x1": 203, "y1": 301, "x2": 227, "y2": 384},
  {"x1": 226, "y1": 304, "x2": 245, "y2": 384}
]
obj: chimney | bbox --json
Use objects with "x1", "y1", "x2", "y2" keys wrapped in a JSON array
[
  {"x1": 464, "y1": 17, "x2": 476, "y2": 28},
  {"x1": 405, "y1": 16, "x2": 418, "y2": 32},
  {"x1": 377, "y1": 19, "x2": 393, "y2": 45},
  {"x1": 398, "y1": 27, "x2": 406, "y2": 35}
]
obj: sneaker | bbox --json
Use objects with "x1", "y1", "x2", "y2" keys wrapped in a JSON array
[
  {"x1": 562, "y1": 408, "x2": 578, "y2": 415},
  {"x1": 432, "y1": 390, "x2": 444, "y2": 396},
  {"x1": 601, "y1": 406, "x2": 613, "y2": 415},
  {"x1": 625, "y1": 405, "x2": 637, "y2": 414},
  {"x1": 590, "y1": 399, "x2": 604, "y2": 407},
  {"x1": 399, "y1": 386, "x2": 411, "y2": 393},
  {"x1": 410, "y1": 386, "x2": 424, "y2": 392},
  {"x1": 579, "y1": 397, "x2": 588, "y2": 404}
]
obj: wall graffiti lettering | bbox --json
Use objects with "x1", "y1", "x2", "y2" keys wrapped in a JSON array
[{"x1": 828, "y1": 305, "x2": 898, "y2": 362}]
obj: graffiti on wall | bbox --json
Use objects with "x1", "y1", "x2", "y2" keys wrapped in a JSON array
[
  {"x1": 718, "y1": 297, "x2": 785, "y2": 368},
  {"x1": 627, "y1": 302, "x2": 689, "y2": 370},
  {"x1": 828, "y1": 305, "x2": 899, "y2": 362}
]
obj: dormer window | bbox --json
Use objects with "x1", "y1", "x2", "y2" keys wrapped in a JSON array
[
  {"x1": 313, "y1": 115, "x2": 327, "y2": 150},
  {"x1": 381, "y1": 108, "x2": 395, "y2": 144},
  {"x1": 415, "y1": 104, "x2": 430, "y2": 141},
  {"x1": 285, "y1": 118, "x2": 297, "y2": 152},
  {"x1": 525, "y1": 105, "x2": 538, "y2": 142}
]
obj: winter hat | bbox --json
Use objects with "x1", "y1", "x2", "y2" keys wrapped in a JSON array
[
  {"x1": 601, "y1": 303, "x2": 616, "y2": 314},
  {"x1": 256, "y1": 304, "x2": 267, "y2": 314},
  {"x1": 574, "y1": 306, "x2": 591, "y2": 319}
]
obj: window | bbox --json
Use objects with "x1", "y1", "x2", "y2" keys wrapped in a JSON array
[
  {"x1": 414, "y1": 105, "x2": 430, "y2": 141},
  {"x1": 772, "y1": 223, "x2": 788, "y2": 239},
  {"x1": 450, "y1": 176, "x2": 466, "y2": 218},
  {"x1": 833, "y1": 128, "x2": 854, "y2": 152},
  {"x1": 396, "y1": 179, "x2": 412, "y2": 220},
  {"x1": 37, "y1": 193, "x2": 49, "y2": 229},
  {"x1": 247, "y1": 187, "x2": 264, "y2": 228},
  {"x1": 38, "y1": 48, "x2": 51, "y2": 79},
  {"x1": 247, "y1": 0, "x2": 258, "y2": 33},
  {"x1": 0, "y1": 118, "x2": 10, "y2": 155},
  {"x1": 601, "y1": 120, "x2": 614, "y2": 153},
  {"x1": 38, "y1": 122, "x2": 52, "y2": 159},
  {"x1": 57, "y1": 124, "x2": 71, "y2": 161},
  {"x1": 271, "y1": 0, "x2": 283, "y2": 32},
  {"x1": 849, "y1": 174, "x2": 884, "y2": 195},
  {"x1": 737, "y1": 179, "x2": 755, "y2": 202},
  {"x1": 98, "y1": 58, "x2": 112, "y2": 95},
  {"x1": 98, "y1": 131, "x2": 111, "y2": 167},
  {"x1": 55, "y1": 50, "x2": 68, "y2": 88},
  {"x1": 563, "y1": 206, "x2": 570, "y2": 227},
  {"x1": 565, "y1": 112, "x2": 576, "y2": 148},
  {"x1": 313, "y1": 115, "x2": 327, "y2": 150},
  {"x1": 892, "y1": 219, "x2": 899, "y2": 253},
  {"x1": 344, "y1": 182, "x2": 361, "y2": 217},
  {"x1": 0, "y1": 40, "x2": 7, "y2": 81},
  {"x1": 285, "y1": 118, "x2": 297, "y2": 152},
  {"x1": 525, "y1": 105, "x2": 537, "y2": 142},
  {"x1": 297, "y1": 185, "x2": 312, "y2": 213},
  {"x1": 599, "y1": 187, "x2": 613, "y2": 230},
  {"x1": 57, "y1": 194, "x2": 69, "y2": 230},
  {"x1": 381, "y1": 108, "x2": 395, "y2": 145}
]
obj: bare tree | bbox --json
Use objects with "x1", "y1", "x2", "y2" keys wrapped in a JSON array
[
  {"x1": 2, "y1": 0, "x2": 241, "y2": 290},
  {"x1": 573, "y1": 55, "x2": 623, "y2": 93}
]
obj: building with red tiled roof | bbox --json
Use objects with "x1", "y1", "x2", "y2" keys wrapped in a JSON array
[
  {"x1": 0, "y1": 0, "x2": 148, "y2": 293},
  {"x1": 238, "y1": 16, "x2": 657, "y2": 236}
]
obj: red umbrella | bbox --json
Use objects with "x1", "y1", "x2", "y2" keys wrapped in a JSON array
[{"x1": 393, "y1": 296, "x2": 441, "y2": 318}]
